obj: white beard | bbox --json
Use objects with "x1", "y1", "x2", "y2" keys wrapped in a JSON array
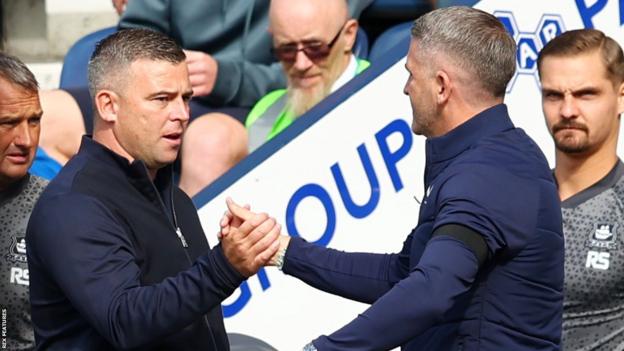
[{"x1": 286, "y1": 81, "x2": 331, "y2": 118}]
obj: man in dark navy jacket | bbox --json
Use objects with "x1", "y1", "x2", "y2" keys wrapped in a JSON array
[
  {"x1": 224, "y1": 6, "x2": 565, "y2": 351},
  {"x1": 26, "y1": 28, "x2": 281, "y2": 350}
]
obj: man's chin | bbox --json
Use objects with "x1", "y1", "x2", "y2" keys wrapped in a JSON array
[
  {"x1": 292, "y1": 76, "x2": 322, "y2": 90},
  {"x1": 288, "y1": 83, "x2": 329, "y2": 117},
  {"x1": 155, "y1": 157, "x2": 177, "y2": 169},
  {"x1": 555, "y1": 139, "x2": 589, "y2": 154},
  {"x1": 0, "y1": 163, "x2": 30, "y2": 187}
]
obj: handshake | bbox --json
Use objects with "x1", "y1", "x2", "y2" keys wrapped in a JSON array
[{"x1": 218, "y1": 198, "x2": 291, "y2": 277}]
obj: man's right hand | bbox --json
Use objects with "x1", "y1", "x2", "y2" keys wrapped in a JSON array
[{"x1": 220, "y1": 198, "x2": 281, "y2": 277}]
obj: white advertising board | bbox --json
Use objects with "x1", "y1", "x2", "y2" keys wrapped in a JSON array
[{"x1": 193, "y1": 1, "x2": 624, "y2": 349}]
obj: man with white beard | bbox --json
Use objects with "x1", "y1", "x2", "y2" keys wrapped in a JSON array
[
  {"x1": 178, "y1": 0, "x2": 371, "y2": 197},
  {"x1": 244, "y1": 0, "x2": 369, "y2": 151}
]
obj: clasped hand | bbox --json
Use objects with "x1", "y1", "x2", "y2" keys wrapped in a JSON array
[{"x1": 219, "y1": 198, "x2": 284, "y2": 277}]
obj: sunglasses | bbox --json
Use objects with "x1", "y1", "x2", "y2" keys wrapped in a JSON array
[{"x1": 272, "y1": 23, "x2": 345, "y2": 63}]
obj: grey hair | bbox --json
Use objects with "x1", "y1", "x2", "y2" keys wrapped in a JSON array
[
  {"x1": 0, "y1": 52, "x2": 39, "y2": 93},
  {"x1": 411, "y1": 6, "x2": 516, "y2": 98},
  {"x1": 87, "y1": 28, "x2": 186, "y2": 100}
]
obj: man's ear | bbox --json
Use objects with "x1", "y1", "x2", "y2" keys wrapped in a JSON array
[
  {"x1": 95, "y1": 89, "x2": 120, "y2": 123},
  {"x1": 617, "y1": 81, "x2": 624, "y2": 116},
  {"x1": 342, "y1": 19, "x2": 359, "y2": 53},
  {"x1": 435, "y1": 70, "x2": 452, "y2": 105}
]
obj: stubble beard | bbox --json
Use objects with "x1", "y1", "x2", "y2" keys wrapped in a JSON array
[
  {"x1": 554, "y1": 133, "x2": 590, "y2": 154},
  {"x1": 551, "y1": 121, "x2": 591, "y2": 154},
  {"x1": 411, "y1": 104, "x2": 436, "y2": 137}
]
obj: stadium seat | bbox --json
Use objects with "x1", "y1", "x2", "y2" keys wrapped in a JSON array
[
  {"x1": 228, "y1": 333, "x2": 277, "y2": 351},
  {"x1": 354, "y1": 26, "x2": 370, "y2": 59},
  {"x1": 364, "y1": 0, "x2": 431, "y2": 20},
  {"x1": 437, "y1": 0, "x2": 479, "y2": 7},
  {"x1": 369, "y1": 21, "x2": 412, "y2": 62},
  {"x1": 59, "y1": 26, "x2": 116, "y2": 89}
]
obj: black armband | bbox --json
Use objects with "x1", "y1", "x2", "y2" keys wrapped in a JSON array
[{"x1": 432, "y1": 224, "x2": 489, "y2": 268}]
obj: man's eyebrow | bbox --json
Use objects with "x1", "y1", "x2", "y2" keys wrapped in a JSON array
[
  {"x1": 541, "y1": 86, "x2": 601, "y2": 96},
  {"x1": 571, "y1": 87, "x2": 600, "y2": 95},
  {"x1": 146, "y1": 90, "x2": 177, "y2": 98},
  {"x1": 541, "y1": 87, "x2": 561, "y2": 94},
  {"x1": 0, "y1": 111, "x2": 41, "y2": 123},
  {"x1": 277, "y1": 37, "x2": 324, "y2": 46},
  {"x1": 0, "y1": 115, "x2": 23, "y2": 122}
]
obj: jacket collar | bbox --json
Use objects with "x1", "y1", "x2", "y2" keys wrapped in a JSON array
[
  {"x1": 425, "y1": 104, "x2": 514, "y2": 164},
  {"x1": 78, "y1": 136, "x2": 175, "y2": 194}
]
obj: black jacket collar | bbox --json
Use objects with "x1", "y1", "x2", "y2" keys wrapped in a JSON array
[
  {"x1": 425, "y1": 104, "x2": 514, "y2": 165},
  {"x1": 78, "y1": 136, "x2": 175, "y2": 220}
]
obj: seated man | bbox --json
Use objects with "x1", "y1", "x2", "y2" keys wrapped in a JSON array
[
  {"x1": 245, "y1": 0, "x2": 370, "y2": 149},
  {"x1": 0, "y1": 52, "x2": 47, "y2": 350},
  {"x1": 30, "y1": 89, "x2": 84, "y2": 179},
  {"x1": 180, "y1": 0, "x2": 369, "y2": 196}
]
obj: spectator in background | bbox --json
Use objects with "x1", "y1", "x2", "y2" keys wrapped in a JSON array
[
  {"x1": 32, "y1": 89, "x2": 84, "y2": 179},
  {"x1": 538, "y1": 29, "x2": 624, "y2": 350},
  {"x1": 26, "y1": 28, "x2": 280, "y2": 350},
  {"x1": 179, "y1": 0, "x2": 370, "y2": 196},
  {"x1": 223, "y1": 7, "x2": 564, "y2": 350},
  {"x1": 0, "y1": 52, "x2": 47, "y2": 351}
]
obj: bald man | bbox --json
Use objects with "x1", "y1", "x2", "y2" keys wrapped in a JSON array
[
  {"x1": 245, "y1": 0, "x2": 368, "y2": 147},
  {"x1": 179, "y1": 0, "x2": 369, "y2": 196}
]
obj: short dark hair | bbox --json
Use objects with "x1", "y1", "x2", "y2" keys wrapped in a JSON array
[
  {"x1": 87, "y1": 28, "x2": 186, "y2": 99},
  {"x1": 411, "y1": 6, "x2": 516, "y2": 98},
  {"x1": 0, "y1": 52, "x2": 39, "y2": 93},
  {"x1": 537, "y1": 29, "x2": 624, "y2": 86}
]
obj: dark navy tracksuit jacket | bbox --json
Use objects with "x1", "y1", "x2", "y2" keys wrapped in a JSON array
[
  {"x1": 284, "y1": 105, "x2": 564, "y2": 350},
  {"x1": 26, "y1": 137, "x2": 244, "y2": 350}
]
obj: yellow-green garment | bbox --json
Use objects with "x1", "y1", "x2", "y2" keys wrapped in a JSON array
[{"x1": 245, "y1": 58, "x2": 370, "y2": 144}]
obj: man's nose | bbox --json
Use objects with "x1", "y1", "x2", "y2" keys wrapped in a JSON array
[
  {"x1": 171, "y1": 97, "x2": 190, "y2": 122},
  {"x1": 13, "y1": 121, "x2": 33, "y2": 147},
  {"x1": 560, "y1": 94, "x2": 579, "y2": 119},
  {"x1": 293, "y1": 50, "x2": 314, "y2": 71}
]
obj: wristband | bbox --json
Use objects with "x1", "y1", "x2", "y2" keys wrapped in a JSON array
[{"x1": 275, "y1": 247, "x2": 287, "y2": 271}]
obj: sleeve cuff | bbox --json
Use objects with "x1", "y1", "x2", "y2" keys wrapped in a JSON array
[
  {"x1": 199, "y1": 59, "x2": 241, "y2": 106},
  {"x1": 281, "y1": 236, "x2": 307, "y2": 275},
  {"x1": 206, "y1": 244, "x2": 246, "y2": 290}
]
